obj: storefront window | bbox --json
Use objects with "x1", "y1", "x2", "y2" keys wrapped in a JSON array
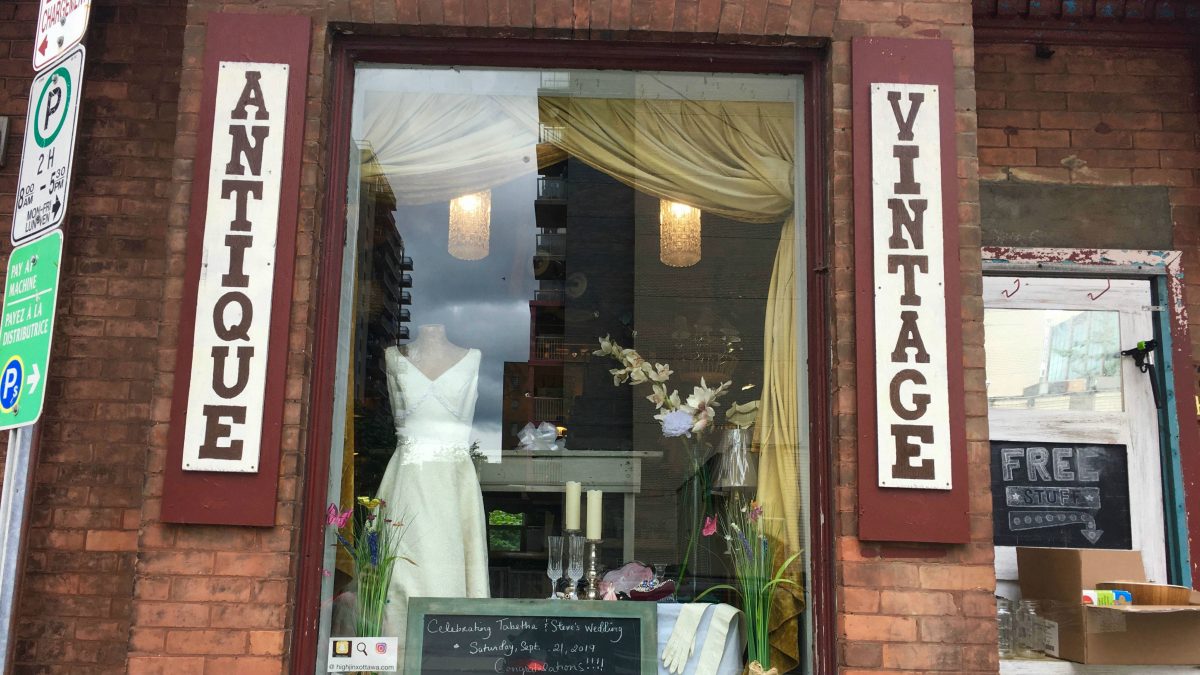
[{"x1": 317, "y1": 66, "x2": 810, "y2": 673}]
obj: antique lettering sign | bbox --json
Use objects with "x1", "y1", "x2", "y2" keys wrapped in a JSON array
[
  {"x1": 853, "y1": 37, "x2": 967, "y2": 542},
  {"x1": 870, "y1": 82, "x2": 952, "y2": 490},
  {"x1": 181, "y1": 62, "x2": 289, "y2": 473},
  {"x1": 163, "y1": 13, "x2": 310, "y2": 525}
]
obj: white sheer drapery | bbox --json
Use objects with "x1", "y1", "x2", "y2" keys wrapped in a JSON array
[{"x1": 358, "y1": 92, "x2": 539, "y2": 205}]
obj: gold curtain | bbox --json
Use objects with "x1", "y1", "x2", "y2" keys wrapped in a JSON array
[
  {"x1": 338, "y1": 293, "x2": 359, "y2": 578},
  {"x1": 539, "y1": 96, "x2": 803, "y2": 670},
  {"x1": 538, "y1": 97, "x2": 794, "y2": 222},
  {"x1": 758, "y1": 217, "x2": 804, "y2": 670}
]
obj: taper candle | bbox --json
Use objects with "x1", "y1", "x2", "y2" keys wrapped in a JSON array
[
  {"x1": 586, "y1": 489, "x2": 603, "y2": 540},
  {"x1": 565, "y1": 481, "x2": 581, "y2": 531}
]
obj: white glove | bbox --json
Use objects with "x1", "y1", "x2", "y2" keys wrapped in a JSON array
[
  {"x1": 694, "y1": 604, "x2": 742, "y2": 675},
  {"x1": 661, "y1": 604, "x2": 710, "y2": 674}
]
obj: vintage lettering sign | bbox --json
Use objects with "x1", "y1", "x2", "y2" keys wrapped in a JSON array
[
  {"x1": 871, "y1": 83, "x2": 952, "y2": 490},
  {"x1": 181, "y1": 62, "x2": 289, "y2": 473},
  {"x1": 853, "y1": 37, "x2": 967, "y2": 543}
]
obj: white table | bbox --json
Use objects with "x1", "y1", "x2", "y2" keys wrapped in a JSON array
[{"x1": 477, "y1": 450, "x2": 662, "y2": 561}]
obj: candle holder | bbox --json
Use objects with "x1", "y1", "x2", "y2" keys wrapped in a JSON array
[{"x1": 584, "y1": 539, "x2": 602, "y2": 600}]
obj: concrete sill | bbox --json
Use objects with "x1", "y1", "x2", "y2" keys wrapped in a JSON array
[{"x1": 1002, "y1": 658, "x2": 1200, "y2": 674}]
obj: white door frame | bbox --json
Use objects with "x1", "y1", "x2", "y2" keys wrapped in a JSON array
[
  {"x1": 983, "y1": 276, "x2": 1165, "y2": 588},
  {"x1": 981, "y1": 247, "x2": 1187, "y2": 596}
]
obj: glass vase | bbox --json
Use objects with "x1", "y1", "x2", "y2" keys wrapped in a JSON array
[{"x1": 675, "y1": 436, "x2": 713, "y2": 599}]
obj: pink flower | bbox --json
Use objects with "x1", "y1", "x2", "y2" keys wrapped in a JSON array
[
  {"x1": 702, "y1": 515, "x2": 717, "y2": 537},
  {"x1": 326, "y1": 503, "x2": 351, "y2": 528}
]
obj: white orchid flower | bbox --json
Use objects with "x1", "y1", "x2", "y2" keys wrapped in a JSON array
[
  {"x1": 666, "y1": 389, "x2": 683, "y2": 410},
  {"x1": 594, "y1": 335, "x2": 612, "y2": 357},
  {"x1": 621, "y1": 348, "x2": 646, "y2": 369},
  {"x1": 648, "y1": 363, "x2": 673, "y2": 383},
  {"x1": 646, "y1": 383, "x2": 669, "y2": 409}
]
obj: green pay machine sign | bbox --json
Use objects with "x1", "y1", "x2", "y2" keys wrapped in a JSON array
[{"x1": 0, "y1": 231, "x2": 62, "y2": 430}]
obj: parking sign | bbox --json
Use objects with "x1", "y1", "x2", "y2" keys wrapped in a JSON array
[
  {"x1": 0, "y1": 231, "x2": 63, "y2": 430},
  {"x1": 13, "y1": 46, "x2": 84, "y2": 245}
]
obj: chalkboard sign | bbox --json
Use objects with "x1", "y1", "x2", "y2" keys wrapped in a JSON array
[
  {"x1": 991, "y1": 440, "x2": 1132, "y2": 549},
  {"x1": 405, "y1": 598, "x2": 657, "y2": 675}
]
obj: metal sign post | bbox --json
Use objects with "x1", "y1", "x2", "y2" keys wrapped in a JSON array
[
  {"x1": 0, "y1": 6, "x2": 88, "y2": 673},
  {"x1": 0, "y1": 425, "x2": 36, "y2": 674}
]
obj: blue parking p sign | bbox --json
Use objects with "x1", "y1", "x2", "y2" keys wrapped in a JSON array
[{"x1": 0, "y1": 357, "x2": 22, "y2": 413}]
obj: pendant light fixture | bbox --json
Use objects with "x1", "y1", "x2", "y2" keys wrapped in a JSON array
[
  {"x1": 448, "y1": 190, "x2": 492, "y2": 261},
  {"x1": 659, "y1": 199, "x2": 701, "y2": 268}
]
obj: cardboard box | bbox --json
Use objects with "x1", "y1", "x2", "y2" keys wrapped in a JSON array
[{"x1": 1017, "y1": 547, "x2": 1200, "y2": 666}]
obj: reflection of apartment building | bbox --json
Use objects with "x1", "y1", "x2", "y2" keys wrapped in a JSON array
[
  {"x1": 501, "y1": 159, "x2": 635, "y2": 450},
  {"x1": 352, "y1": 149, "x2": 414, "y2": 488}
]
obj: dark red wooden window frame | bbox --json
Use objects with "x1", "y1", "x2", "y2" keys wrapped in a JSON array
[{"x1": 291, "y1": 36, "x2": 834, "y2": 675}]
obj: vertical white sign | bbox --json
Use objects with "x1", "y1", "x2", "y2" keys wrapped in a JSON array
[
  {"x1": 870, "y1": 83, "x2": 952, "y2": 489},
  {"x1": 13, "y1": 45, "x2": 85, "y2": 244},
  {"x1": 182, "y1": 62, "x2": 289, "y2": 473}
]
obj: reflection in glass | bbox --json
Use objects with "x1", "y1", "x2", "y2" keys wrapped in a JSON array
[
  {"x1": 319, "y1": 66, "x2": 810, "y2": 675},
  {"x1": 984, "y1": 308, "x2": 1124, "y2": 412}
]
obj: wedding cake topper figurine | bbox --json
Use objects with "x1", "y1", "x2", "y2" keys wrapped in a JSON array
[{"x1": 377, "y1": 323, "x2": 490, "y2": 660}]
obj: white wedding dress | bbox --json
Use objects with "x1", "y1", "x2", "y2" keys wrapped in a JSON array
[{"x1": 377, "y1": 345, "x2": 490, "y2": 656}]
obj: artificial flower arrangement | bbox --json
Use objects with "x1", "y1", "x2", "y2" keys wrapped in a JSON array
[
  {"x1": 594, "y1": 334, "x2": 738, "y2": 590},
  {"x1": 595, "y1": 334, "x2": 732, "y2": 438},
  {"x1": 696, "y1": 494, "x2": 801, "y2": 675},
  {"x1": 326, "y1": 496, "x2": 415, "y2": 637}
]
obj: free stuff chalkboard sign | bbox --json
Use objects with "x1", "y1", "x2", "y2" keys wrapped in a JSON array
[
  {"x1": 404, "y1": 598, "x2": 657, "y2": 675},
  {"x1": 990, "y1": 440, "x2": 1132, "y2": 549}
]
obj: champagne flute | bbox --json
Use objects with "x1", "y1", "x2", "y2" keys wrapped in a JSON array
[
  {"x1": 566, "y1": 534, "x2": 585, "y2": 599},
  {"x1": 546, "y1": 536, "x2": 563, "y2": 599}
]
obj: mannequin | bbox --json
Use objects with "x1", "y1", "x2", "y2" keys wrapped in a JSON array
[
  {"x1": 376, "y1": 323, "x2": 489, "y2": 658},
  {"x1": 400, "y1": 324, "x2": 470, "y2": 380}
]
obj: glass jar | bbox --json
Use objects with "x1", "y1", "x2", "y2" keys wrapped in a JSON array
[
  {"x1": 1016, "y1": 599, "x2": 1041, "y2": 657},
  {"x1": 996, "y1": 597, "x2": 1014, "y2": 658}
]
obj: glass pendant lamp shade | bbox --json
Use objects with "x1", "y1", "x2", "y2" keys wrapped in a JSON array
[
  {"x1": 448, "y1": 190, "x2": 492, "y2": 260},
  {"x1": 659, "y1": 199, "x2": 701, "y2": 267}
]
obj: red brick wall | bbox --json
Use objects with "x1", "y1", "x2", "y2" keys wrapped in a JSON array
[
  {"x1": 0, "y1": 1, "x2": 187, "y2": 673},
  {"x1": 831, "y1": 3, "x2": 996, "y2": 674},
  {"x1": 1, "y1": 0, "x2": 993, "y2": 673},
  {"x1": 976, "y1": 38, "x2": 1200, "y2": 587}
]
